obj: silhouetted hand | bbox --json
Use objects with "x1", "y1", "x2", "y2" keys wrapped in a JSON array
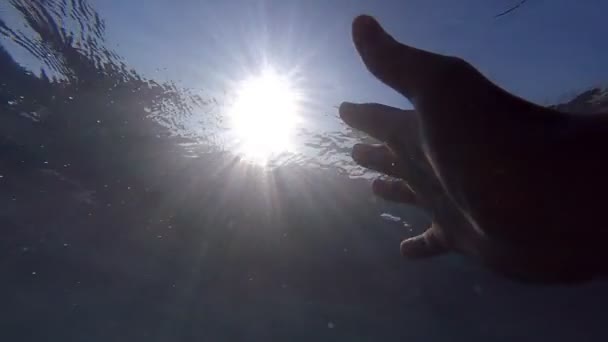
[{"x1": 340, "y1": 15, "x2": 608, "y2": 283}]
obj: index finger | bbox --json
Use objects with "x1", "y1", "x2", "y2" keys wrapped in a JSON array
[{"x1": 339, "y1": 102, "x2": 417, "y2": 143}]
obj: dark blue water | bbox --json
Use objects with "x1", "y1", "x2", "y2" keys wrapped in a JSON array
[{"x1": 1, "y1": 1, "x2": 607, "y2": 341}]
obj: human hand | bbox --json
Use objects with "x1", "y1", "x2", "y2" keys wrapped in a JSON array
[{"x1": 340, "y1": 15, "x2": 608, "y2": 283}]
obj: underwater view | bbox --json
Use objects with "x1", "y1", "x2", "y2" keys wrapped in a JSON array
[{"x1": 1, "y1": 0, "x2": 608, "y2": 341}]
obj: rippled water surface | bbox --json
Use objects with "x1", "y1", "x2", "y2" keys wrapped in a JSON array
[{"x1": 1, "y1": 1, "x2": 608, "y2": 341}]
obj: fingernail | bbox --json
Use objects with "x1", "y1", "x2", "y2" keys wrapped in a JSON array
[
  {"x1": 353, "y1": 144, "x2": 386, "y2": 166},
  {"x1": 338, "y1": 102, "x2": 357, "y2": 121},
  {"x1": 372, "y1": 178, "x2": 390, "y2": 193},
  {"x1": 353, "y1": 15, "x2": 385, "y2": 44},
  {"x1": 352, "y1": 143, "x2": 369, "y2": 160},
  {"x1": 400, "y1": 237, "x2": 428, "y2": 258},
  {"x1": 339, "y1": 101, "x2": 355, "y2": 113}
]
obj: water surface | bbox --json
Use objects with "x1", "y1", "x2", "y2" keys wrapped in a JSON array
[{"x1": 1, "y1": 1, "x2": 608, "y2": 341}]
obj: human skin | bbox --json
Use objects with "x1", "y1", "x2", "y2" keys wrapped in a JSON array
[{"x1": 340, "y1": 15, "x2": 608, "y2": 283}]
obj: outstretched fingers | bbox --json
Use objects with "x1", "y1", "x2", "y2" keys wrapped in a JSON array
[{"x1": 371, "y1": 178, "x2": 452, "y2": 258}]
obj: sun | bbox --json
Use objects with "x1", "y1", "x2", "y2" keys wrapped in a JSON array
[{"x1": 229, "y1": 68, "x2": 300, "y2": 164}]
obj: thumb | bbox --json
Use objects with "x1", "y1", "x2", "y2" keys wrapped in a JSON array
[
  {"x1": 400, "y1": 225, "x2": 449, "y2": 258},
  {"x1": 352, "y1": 15, "x2": 450, "y2": 101}
]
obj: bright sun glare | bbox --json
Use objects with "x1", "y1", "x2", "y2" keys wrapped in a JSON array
[{"x1": 229, "y1": 68, "x2": 300, "y2": 164}]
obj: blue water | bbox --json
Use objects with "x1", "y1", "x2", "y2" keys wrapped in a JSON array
[{"x1": 1, "y1": 1, "x2": 607, "y2": 341}]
